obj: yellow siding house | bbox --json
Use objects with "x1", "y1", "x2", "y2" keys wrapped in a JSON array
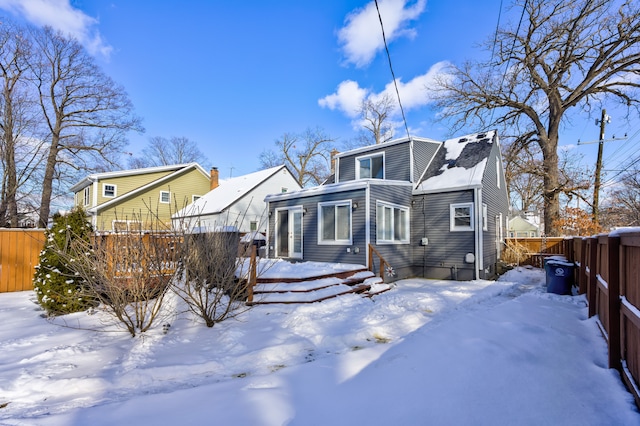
[{"x1": 70, "y1": 163, "x2": 212, "y2": 231}]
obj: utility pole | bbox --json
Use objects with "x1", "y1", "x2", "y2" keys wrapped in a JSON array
[
  {"x1": 593, "y1": 109, "x2": 608, "y2": 226},
  {"x1": 577, "y1": 109, "x2": 626, "y2": 225}
]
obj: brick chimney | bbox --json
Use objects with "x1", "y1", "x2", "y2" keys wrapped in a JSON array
[
  {"x1": 330, "y1": 149, "x2": 339, "y2": 174},
  {"x1": 210, "y1": 167, "x2": 219, "y2": 190}
]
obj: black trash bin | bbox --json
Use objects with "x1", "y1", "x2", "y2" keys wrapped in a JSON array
[{"x1": 544, "y1": 259, "x2": 573, "y2": 295}]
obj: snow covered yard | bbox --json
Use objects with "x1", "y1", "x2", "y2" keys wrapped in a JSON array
[{"x1": 0, "y1": 266, "x2": 639, "y2": 425}]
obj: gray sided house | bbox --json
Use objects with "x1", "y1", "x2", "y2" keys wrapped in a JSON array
[{"x1": 264, "y1": 131, "x2": 509, "y2": 281}]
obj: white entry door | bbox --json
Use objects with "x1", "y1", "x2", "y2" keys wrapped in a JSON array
[{"x1": 276, "y1": 207, "x2": 303, "y2": 259}]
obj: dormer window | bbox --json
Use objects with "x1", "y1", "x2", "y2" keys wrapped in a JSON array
[{"x1": 356, "y1": 153, "x2": 384, "y2": 179}]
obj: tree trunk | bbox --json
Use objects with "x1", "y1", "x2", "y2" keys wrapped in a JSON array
[
  {"x1": 38, "y1": 135, "x2": 59, "y2": 228},
  {"x1": 541, "y1": 132, "x2": 560, "y2": 236}
]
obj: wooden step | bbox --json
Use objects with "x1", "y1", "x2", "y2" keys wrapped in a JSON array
[{"x1": 248, "y1": 269, "x2": 381, "y2": 305}]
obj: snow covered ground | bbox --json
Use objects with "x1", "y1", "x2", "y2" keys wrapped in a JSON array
[{"x1": 0, "y1": 265, "x2": 639, "y2": 425}]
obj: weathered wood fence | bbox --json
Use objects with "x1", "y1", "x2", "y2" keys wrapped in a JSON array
[
  {"x1": 0, "y1": 229, "x2": 46, "y2": 293},
  {"x1": 503, "y1": 237, "x2": 570, "y2": 267},
  {"x1": 507, "y1": 234, "x2": 640, "y2": 407},
  {"x1": 0, "y1": 230, "x2": 183, "y2": 293}
]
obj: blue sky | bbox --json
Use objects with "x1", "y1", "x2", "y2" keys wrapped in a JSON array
[{"x1": 0, "y1": 0, "x2": 635, "y2": 185}]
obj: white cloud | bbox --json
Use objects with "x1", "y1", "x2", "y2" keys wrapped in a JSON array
[
  {"x1": 318, "y1": 80, "x2": 368, "y2": 118},
  {"x1": 0, "y1": 0, "x2": 112, "y2": 58},
  {"x1": 319, "y1": 61, "x2": 452, "y2": 127},
  {"x1": 338, "y1": 0, "x2": 426, "y2": 68}
]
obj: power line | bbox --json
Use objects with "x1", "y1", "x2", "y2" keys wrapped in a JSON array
[
  {"x1": 489, "y1": 0, "x2": 528, "y2": 125},
  {"x1": 490, "y1": 0, "x2": 504, "y2": 63},
  {"x1": 374, "y1": 0, "x2": 410, "y2": 140}
]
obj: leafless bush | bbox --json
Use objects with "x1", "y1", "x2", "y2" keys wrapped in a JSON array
[
  {"x1": 502, "y1": 239, "x2": 530, "y2": 266},
  {"x1": 65, "y1": 212, "x2": 177, "y2": 337},
  {"x1": 173, "y1": 228, "x2": 252, "y2": 327}
]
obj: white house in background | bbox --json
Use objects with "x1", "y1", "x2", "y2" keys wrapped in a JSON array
[{"x1": 173, "y1": 165, "x2": 301, "y2": 234}]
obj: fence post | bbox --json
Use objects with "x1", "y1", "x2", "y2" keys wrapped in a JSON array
[
  {"x1": 247, "y1": 245, "x2": 257, "y2": 304},
  {"x1": 607, "y1": 235, "x2": 621, "y2": 371},
  {"x1": 588, "y1": 237, "x2": 598, "y2": 318},
  {"x1": 578, "y1": 238, "x2": 587, "y2": 295}
]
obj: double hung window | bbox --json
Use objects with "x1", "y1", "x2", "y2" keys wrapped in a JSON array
[
  {"x1": 357, "y1": 153, "x2": 384, "y2": 179},
  {"x1": 450, "y1": 203, "x2": 474, "y2": 231},
  {"x1": 318, "y1": 201, "x2": 352, "y2": 244},
  {"x1": 376, "y1": 201, "x2": 409, "y2": 243}
]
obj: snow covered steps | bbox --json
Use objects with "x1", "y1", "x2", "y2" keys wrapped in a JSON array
[{"x1": 248, "y1": 270, "x2": 391, "y2": 305}]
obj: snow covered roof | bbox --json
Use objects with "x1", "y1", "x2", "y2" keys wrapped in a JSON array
[
  {"x1": 415, "y1": 130, "x2": 497, "y2": 193},
  {"x1": 265, "y1": 179, "x2": 412, "y2": 202},
  {"x1": 334, "y1": 135, "x2": 440, "y2": 159},
  {"x1": 70, "y1": 162, "x2": 208, "y2": 192},
  {"x1": 84, "y1": 163, "x2": 209, "y2": 214},
  {"x1": 174, "y1": 165, "x2": 290, "y2": 218}
]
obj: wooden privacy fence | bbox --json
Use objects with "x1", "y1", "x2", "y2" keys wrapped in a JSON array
[
  {"x1": 531, "y1": 233, "x2": 640, "y2": 408},
  {"x1": 504, "y1": 237, "x2": 570, "y2": 267},
  {"x1": 568, "y1": 232, "x2": 640, "y2": 408},
  {"x1": 0, "y1": 230, "x2": 183, "y2": 293},
  {"x1": 0, "y1": 229, "x2": 46, "y2": 293}
]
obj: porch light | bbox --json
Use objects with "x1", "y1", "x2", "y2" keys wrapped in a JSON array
[{"x1": 352, "y1": 202, "x2": 358, "y2": 210}]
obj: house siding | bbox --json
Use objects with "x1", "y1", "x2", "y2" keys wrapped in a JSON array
[
  {"x1": 369, "y1": 184, "x2": 413, "y2": 279},
  {"x1": 267, "y1": 188, "x2": 368, "y2": 265},
  {"x1": 95, "y1": 170, "x2": 174, "y2": 206},
  {"x1": 95, "y1": 168, "x2": 210, "y2": 231},
  {"x1": 337, "y1": 141, "x2": 411, "y2": 182},
  {"x1": 479, "y1": 140, "x2": 510, "y2": 278},
  {"x1": 411, "y1": 190, "x2": 476, "y2": 280}
]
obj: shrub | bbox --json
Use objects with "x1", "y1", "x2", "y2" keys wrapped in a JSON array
[{"x1": 33, "y1": 207, "x2": 95, "y2": 315}]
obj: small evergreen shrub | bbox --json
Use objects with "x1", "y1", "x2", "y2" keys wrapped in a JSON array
[{"x1": 33, "y1": 207, "x2": 95, "y2": 315}]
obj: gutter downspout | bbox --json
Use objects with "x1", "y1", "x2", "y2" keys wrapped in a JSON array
[
  {"x1": 266, "y1": 201, "x2": 271, "y2": 259},
  {"x1": 365, "y1": 182, "x2": 371, "y2": 269},
  {"x1": 474, "y1": 188, "x2": 482, "y2": 280}
]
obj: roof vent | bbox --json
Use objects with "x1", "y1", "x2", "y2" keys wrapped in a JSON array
[
  {"x1": 458, "y1": 138, "x2": 468, "y2": 143},
  {"x1": 447, "y1": 159, "x2": 457, "y2": 168},
  {"x1": 476, "y1": 133, "x2": 486, "y2": 139}
]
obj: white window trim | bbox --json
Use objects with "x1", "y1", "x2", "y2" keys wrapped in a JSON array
[
  {"x1": 83, "y1": 187, "x2": 90, "y2": 206},
  {"x1": 317, "y1": 200, "x2": 352, "y2": 245},
  {"x1": 355, "y1": 152, "x2": 385, "y2": 180},
  {"x1": 160, "y1": 190, "x2": 171, "y2": 204},
  {"x1": 103, "y1": 183, "x2": 117, "y2": 198},
  {"x1": 376, "y1": 200, "x2": 410, "y2": 244},
  {"x1": 450, "y1": 202, "x2": 474, "y2": 232},
  {"x1": 112, "y1": 220, "x2": 142, "y2": 233},
  {"x1": 482, "y1": 203, "x2": 488, "y2": 231},
  {"x1": 496, "y1": 158, "x2": 501, "y2": 189}
]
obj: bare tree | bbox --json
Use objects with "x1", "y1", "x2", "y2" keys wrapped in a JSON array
[
  {"x1": 431, "y1": 0, "x2": 640, "y2": 235},
  {"x1": 602, "y1": 165, "x2": 640, "y2": 227},
  {"x1": 28, "y1": 26, "x2": 143, "y2": 228},
  {"x1": 129, "y1": 136, "x2": 209, "y2": 168},
  {"x1": 259, "y1": 127, "x2": 335, "y2": 186},
  {"x1": 360, "y1": 93, "x2": 396, "y2": 145},
  {"x1": 502, "y1": 138, "x2": 544, "y2": 213},
  {"x1": 504, "y1": 135, "x2": 593, "y2": 216},
  {"x1": 0, "y1": 21, "x2": 44, "y2": 227}
]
